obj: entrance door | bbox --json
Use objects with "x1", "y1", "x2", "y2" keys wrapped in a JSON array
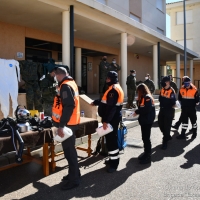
[{"x1": 82, "y1": 56, "x2": 87, "y2": 93}]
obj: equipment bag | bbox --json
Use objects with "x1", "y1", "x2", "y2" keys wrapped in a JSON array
[{"x1": 118, "y1": 121, "x2": 127, "y2": 151}]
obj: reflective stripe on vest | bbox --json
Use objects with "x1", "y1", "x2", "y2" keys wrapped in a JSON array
[
  {"x1": 101, "y1": 84, "x2": 124, "y2": 106},
  {"x1": 179, "y1": 87, "x2": 197, "y2": 100},
  {"x1": 52, "y1": 79, "x2": 80, "y2": 125}
]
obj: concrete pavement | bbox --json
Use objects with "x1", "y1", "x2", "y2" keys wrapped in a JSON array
[{"x1": 1, "y1": 107, "x2": 200, "y2": 200}]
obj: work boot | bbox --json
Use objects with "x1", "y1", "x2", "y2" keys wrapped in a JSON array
[
  {"x1": 61, "y1": 182, "x2": 79, "y2": 190},
  {"x1": 138, "y1": 152, "x2": 150, "y2": 161},
  {"x1": 176, "y1": 134, "x2": 186, "y2": 140},
  {"x1": 62, "y1": 171, "x2": 81, "y2": 181},
  {"x1": 139, "y1": 155, "x2": 151, "y2": 164},
  {"x1": 107, "y1": 167, "x2": 117, "y2": 173}
]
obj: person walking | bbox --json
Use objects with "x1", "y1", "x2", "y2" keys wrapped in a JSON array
[
  {"x1": 133, "y1": 83, "x2": 155, "y2": 164},
  {"x1": 158, "y1": 76, "x2": 176, "y2": 150},
  {"x1": 176, "y1": 77, "x2": 199, "y2": 139},
  {"x1": 52, "y1": 67, "x2": 80, "y2": 190},
  {"x1": 126, "y1": 70, "x2": 137, "y2": 108},
  {"x1": 143, "y1": 74, "x2": 155, "y2": 94},
  {"x1": 92, "y1": 71, "x2": 124, "y2": 173}
]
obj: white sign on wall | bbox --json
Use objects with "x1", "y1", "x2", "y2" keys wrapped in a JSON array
[{"x1": 17, "y1": 52, "x2": 23, "y2": 58}]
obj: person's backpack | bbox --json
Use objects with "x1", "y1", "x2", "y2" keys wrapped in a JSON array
[{"x1": 118, "y1": 122, "x2": 127, "y2": 151}]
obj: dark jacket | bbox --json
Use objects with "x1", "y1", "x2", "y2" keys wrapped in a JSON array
[
  {"x1": 170, "y1": 81, "x2": 178, "y2": 93},
  {"x1": 126, "y1": 75, "x2": 136, "y2": 90},
  {"x1": 178, "y1": 85, "x2": 199, "y2": 108},
  {"x1": 93, "y1": 88, "x2": 122, "y2": 123},
  {"x1": 135, "y1": 95, "x2": 155, "y2": 125},
  {"x1": 159, "y1": 87, "x2": 176, "y2": 109},
  {"x1": 143, "y1": 79, "x2": 155, "y2": 93}
]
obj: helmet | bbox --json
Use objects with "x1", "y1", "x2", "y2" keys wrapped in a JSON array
[{"x1": 15, "y1": 106, "x2": 30, "y2": 122}]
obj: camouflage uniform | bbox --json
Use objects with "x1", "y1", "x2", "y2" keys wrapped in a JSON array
[
  {"x1": 126, "y1": 74, "x2": 136, "y2": 108},
  {"x1": 170, "y1": 81, "x2": 178, "y2": 94},
  {"x1": 109, "y1": 63, "x2": 121, "y2": 72},
  {"x1": 144, "y1": 79, "x2": 155, "y2": 94},
  {"x1": 19, "y1": 61, "x2": 43, "y2": 112},
  {"x1": 99, "y1": 60, "x2": 110, "y2": 96},
  {"x1": 38, "y1": 63, "x2": 57, "y2": 116}
]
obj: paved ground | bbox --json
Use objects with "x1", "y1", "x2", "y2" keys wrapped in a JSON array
[{"x1": 1, "y1": 107, "x2": 200, "y2": 200}]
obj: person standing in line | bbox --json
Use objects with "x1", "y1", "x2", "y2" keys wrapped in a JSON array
[
  {"x1": 99, "y1": 56, "x2": 110, "y2": 97},
  {"x1": 158, "y1": 76, "x2": 176, "y2": 150},
  {"x1": 176, "y1": 77, "x2": 199, "y2": 139},
  {"x1": 169, "y1": 74, "x2": 178, "y2": 94},
  {"x1": 52, "y1": 67, "x2": 80, "y2": 190},
  {"x1": 126, "y1": 70, "x2": 137, "y2": 108},
  {"x1": 133, "y1": 83, "x2": 155, "y2": 164},
  {"x1": 109, "y1": 58, "x2": 121, "y2": 72},
  {"x1": 92, "y1": 71, "x2": 124, "y2": 173},
  {"x1": 143, "y1": 74, "x2": 155, "y2": 94}
]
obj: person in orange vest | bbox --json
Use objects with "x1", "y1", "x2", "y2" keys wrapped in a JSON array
[
  {"x1": 158, "y1": 76, "x2": 176, "y2": 150},
  {"x1": 176, "y1": 77, "x2": 199, "y2": 139},
  {"x1": 133, "y1": 83, "x2": 155, "y2": 164},
  {"x1": 92, "y1": 71, "x2": 124, "y2": 173},
  {"x1": 52, "y1": 67, "x2": 80, "y2": 190}
]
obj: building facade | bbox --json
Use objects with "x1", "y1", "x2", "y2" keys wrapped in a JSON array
[
  {"x1": 0, "y1": 0, "x2": 198, "y2": 96},
  {"x1": 166, "y1": 0, "x2": 200, "y2": 88}
]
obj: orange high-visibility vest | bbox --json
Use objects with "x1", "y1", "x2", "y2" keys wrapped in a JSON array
[
  {"x1": 52, "y1": 79, "x2": 80, "y2": 125},
  {"x1": 101, "y1": 83, "x2": 124, "y2": 106},
  {"x1": 179, "y1": 86, "x2": 197, "y2": 100},
  {"x1": 160, "y1": 87, "x2": 174, "y2": 99},
  {"x1": 139, "y1": 94, "x2": 155, "y2": 108}
]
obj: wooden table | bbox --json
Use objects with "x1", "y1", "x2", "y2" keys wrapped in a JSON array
[{"x1": 0, "y1": 117, "x2": 98, "y2": 176}]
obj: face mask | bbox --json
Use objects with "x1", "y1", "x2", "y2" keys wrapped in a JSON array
[
  {"x1": 132, "y1": 73, "x2": 136, "y2": 76},
  {"x1": 184, "y1": 82, "x2": 190, "y2": 88},
  {"x1": 161, "y1": 82, "x2": 166, "y2": 88},
  {"x1": 54, "y1": 75, "x2": 58, "y2": 82},
  {"x1": 112, "y1": 61, "x2": 116, "y2": 64},
  {"x1": 145, "y1": 77, "x2": 148, "y2": 80}
]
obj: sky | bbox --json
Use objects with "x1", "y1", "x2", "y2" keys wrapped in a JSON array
[{"x1": 166, "y1": 0, "x2": 182, "y2": 38}]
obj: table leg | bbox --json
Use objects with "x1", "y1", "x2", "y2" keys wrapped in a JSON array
[
  {"x1": 43, "y1": 143, "x2": 49, "y2": 176},
  {"x1": 88, "y1": 134, "x2": 92, "y2": 157},
  {"x1": 50, "y1": 143, "x2": 56, "y2": 172}
]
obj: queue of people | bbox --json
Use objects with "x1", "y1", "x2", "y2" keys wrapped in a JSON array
[{"x1": 51, "y1": 65, "x2": 199, "y2": 191}]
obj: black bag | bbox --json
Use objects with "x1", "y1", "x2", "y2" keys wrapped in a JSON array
[{"x1": 39, "y1": 117, "x2": 53, "y2": 128}]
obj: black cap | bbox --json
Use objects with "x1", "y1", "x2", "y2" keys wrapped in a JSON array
[
  {"x1": 130, "y1": 70, "x2": 136, "y2": 73},
  {"x1": 107, "y1": 71, "x2": 118, "y2": 84},
  {"x1": 161, "y1": 76, "x2": 170, "y2": 82},
  {"x1": 183, "y1": 77, "x2": 191, "y2": 83}
]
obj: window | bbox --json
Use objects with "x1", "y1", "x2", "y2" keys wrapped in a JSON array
[
  {"x1": 176, "y1": 10, "x2": 193, "y2": 24},
  {"x1": 176, "y1": 39, "x2": 193, "y2": 50},
  {"x1": 156, "y1": 0, "x2": 164, "y2": 12},
  {"x1": 96, "y1": 0, "x2": 106, "y2": 5},
  {"x1": 157, "y1": 27, "x2": 164, "y2": 35},
  {"x1": 130, "y1": 13, "x2": 140, "y2": 22}
]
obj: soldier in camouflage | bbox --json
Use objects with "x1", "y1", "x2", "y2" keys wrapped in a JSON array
[
  {"x1": 109, "y1": 58, "x2": 121, "y2": 73},
  {"x1": 126, "y1": 70, "x2": 137, "y2": 108},
  {"x1": 99, "y1": 56, "x2": 110, "y2": 97},
  {"x1": 144, "y1": 74, "x2": 155, "y2": 94},
  {"x1": 169, "y1": 74, "x2": 178, "y2": 94},
  {"x1": 19, "y1": 60, "x2": 43, "y2": 112}
]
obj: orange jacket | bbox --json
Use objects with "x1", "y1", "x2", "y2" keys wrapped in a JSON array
[
  {"x1": 52, "y1": 79, "x2": 80, "y2": 125},
  {"x1": 101, "y1": 84, "x2": 124, "y2": 106}
]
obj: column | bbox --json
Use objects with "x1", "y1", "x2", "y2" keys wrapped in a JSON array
[
  {"x1": 190, "y1": 60, "x2": 193, "y2": 82},
  {"x1": 153, "y1": 45, "x2": 158, "y2": 89},
  {"x1": 161, "y1": 66, "x2": 167, "y2": 76},
  {"x1": 62, "y1": 10, "x2": 70, "y2": 68},
  {"x1": 75, "y1": 48, "x2": 82, "y2": 87},
  {"x1": 176, "y1": 54, "x2": 180, "y2": 89},
  {"x1": 121, "y1": 33, "x2": 127, "y2": 98}
]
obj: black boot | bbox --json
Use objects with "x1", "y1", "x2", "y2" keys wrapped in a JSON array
[
  {"x1": 138, "y1": 152, "x2": 150, "y2": 160},
  {"x1": 139, "y1": 154, "x2": 151, "y2": 164}
]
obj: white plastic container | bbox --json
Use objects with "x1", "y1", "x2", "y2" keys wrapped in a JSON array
[
  {"x1": 96, "y1": 123, "x2": 113, "y2": 137},
  {"x1": 54, "y1": 126, "x2": 73, "y2": 142}
]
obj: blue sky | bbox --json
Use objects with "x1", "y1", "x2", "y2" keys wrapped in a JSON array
[{"x1": 166, "y1": 0, "x2": 182, "y2": 38}]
